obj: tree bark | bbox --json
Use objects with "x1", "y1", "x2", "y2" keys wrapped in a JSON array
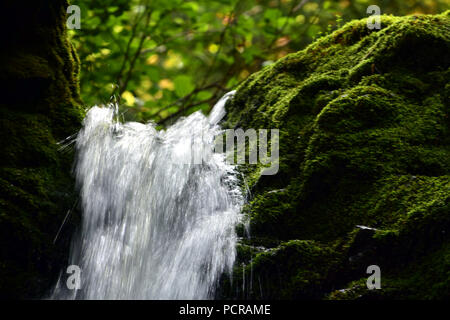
[{"x1": 0, "y1": 0, "x2": 83, "y2": 298}]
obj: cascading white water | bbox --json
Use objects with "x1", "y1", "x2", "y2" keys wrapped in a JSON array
[{"x1": 52, "y1": 91, "x2": 243, "y2": 300}]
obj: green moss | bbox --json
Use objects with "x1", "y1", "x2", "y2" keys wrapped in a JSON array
[
  {"x1": 327, "y1": 242, "x2": 450, "y2": 300},
  {"x1": 0, "y1": 1, "x2": 83, "y2": 298},
  {"x1": 221, "y1": 240, "x2": 338, "y2": 299},
  {"x1": 223, "y1": 11, "x2": 450, "y2": 299}
]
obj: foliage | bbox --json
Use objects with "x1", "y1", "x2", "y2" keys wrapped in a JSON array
[{"x1": 70, "y1": 0, "x2": 448, "y2": 125}]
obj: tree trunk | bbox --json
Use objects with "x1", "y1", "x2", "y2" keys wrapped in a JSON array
[{"x1": 0, "y1": 0, "x2": 83, "y2": 298}]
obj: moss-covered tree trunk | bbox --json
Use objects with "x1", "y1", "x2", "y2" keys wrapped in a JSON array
[{"x1": 0, "y1": 0, "x2": 83, "y2": 298}]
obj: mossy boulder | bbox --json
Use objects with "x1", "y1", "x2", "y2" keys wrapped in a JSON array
[
  {"x1": 222, "y1": 11, "x2": 450, "y2": 299},
  {"x1": 0, "y1": 1, "x2": 83, "y2": 298}
]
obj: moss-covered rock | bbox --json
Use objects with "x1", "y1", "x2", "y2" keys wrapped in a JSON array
[
  {"x1": 0, "y1": 1, "x2": 83, "y2": 298},
  {"x1": 223, "y1": 11, "x2": 450, "y2": 299}
]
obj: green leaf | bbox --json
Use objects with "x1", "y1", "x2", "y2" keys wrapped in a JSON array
[
  {"x1": 197, "y1": 90, "x2": 213, "y2": 100},
  {"x1": 147, "y1": 67, "x2": 160, "y2": 82},
  {"x1": 174, "y1": 75, "x2": 195, "y2": 97},
  {"x1": 264, "y1": 9, "x2": 281, "y2": 23}
]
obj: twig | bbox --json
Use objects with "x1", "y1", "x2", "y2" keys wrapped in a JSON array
[
  {"x1": 267, "y1": 0, "x2": 310, "y2": 49},
  {"x1": 119, "y1": 8, "x2": 153, "y2": 96},
  {"x1": 158, "y1": 96, "x2": 219, "y2": 126},
  {"x1": 148, "y1": 82, "x2": 224, "y2": 118},
  {"x1": 112, "y1": 0, "x2": 147, "y2": 96}
]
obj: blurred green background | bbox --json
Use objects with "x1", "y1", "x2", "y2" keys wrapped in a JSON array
[{"x1": 69, "y1": 0, "x2": 449, "y2": 125}]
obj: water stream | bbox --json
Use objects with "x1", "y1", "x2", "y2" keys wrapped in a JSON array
[{"x1": 52, "y1": 91, "x2": 243, "y2": 299}]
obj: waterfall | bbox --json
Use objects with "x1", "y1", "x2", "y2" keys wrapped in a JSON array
[{"x1": 52, "y1": 91, "x2": 243, "y2": 299}]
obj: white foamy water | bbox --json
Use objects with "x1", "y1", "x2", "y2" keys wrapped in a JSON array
[{"x1": 52, "y1": 91, "x2": 243, "y2": 299}]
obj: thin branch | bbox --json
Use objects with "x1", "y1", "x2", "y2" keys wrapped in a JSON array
[
  {"x1": 158, "y1": 96, "x2": 219, "y2": 126},
  {"x1": 148, "y1": 82, "x2": 225, "y2": 118},
  {"x1": 119, "y1": 8, "x2": 153, "y2": 96},
  {"x1": 267, "y1": 0, "x2": 310, "y2": 49},
  {"x1": 139, "y1": 29, "x2": 224, "y2": 56},
  {"x1": 112, "y1": 0, "x2": 147, "y2": 96},
  {"x1": 168, "y1": 2, "x2": 238, "y2": 122},
  {"x1": 199, "y1": 3, "x2": 238, "y2": 89}
]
